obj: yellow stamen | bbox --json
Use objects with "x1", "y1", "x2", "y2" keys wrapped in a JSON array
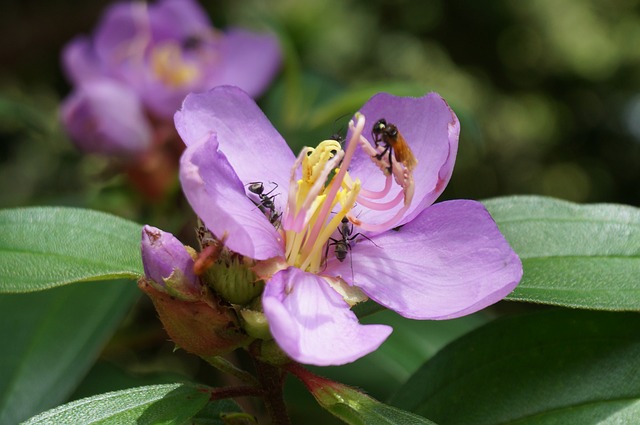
[
  {"x1": 150, "y1": 42, "x2": 200, "y2": 87},
  {"x1": 283, "y1": 139, "x2": 360, "y2": 273}
]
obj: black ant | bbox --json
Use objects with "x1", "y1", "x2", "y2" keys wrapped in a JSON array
[
  {"x1": 247, "y1": 182, "x2": 281, "y2": 226},
  {"x1": 326, "y1": 217, "x2": 375, "y2": 262}
]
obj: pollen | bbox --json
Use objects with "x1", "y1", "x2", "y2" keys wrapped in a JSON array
[{"x1": 151, "y1": 42, "x2": 201, "y2": 87}]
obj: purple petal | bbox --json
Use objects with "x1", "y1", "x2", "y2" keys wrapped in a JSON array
[
  {"x1": 175, "y1": 86, "x2": 295, "y2": 212},
  {"x1": 139, "y1": 79, "x2": 194, "y2": 119},
  {"x1": 328, "y1": 200, "x2": 522, "y2": 320},
  {"x1": 141, "y1": 225, "x2": 199, "y2": 296},
  {"x1": 349, "y1": 92, "x2": 459, "y2": 232},
  {"x1": 93, "y1": 2, "x2": 148, "y2": 70},
  {"x1": 60, "y1": 79, "x2": 152, "y2": 156},
  {"x1": 262, "y1": 267, "x2": 392, "y2": 366},
  {"x1": 180, "y1": 133, "x2": 284, "y2": 260},
  {"x1": 211, "y1": 29, "x2": 281, "y2": 98},
  {"x1": 150, "y1": 0, "x2": 212, "y2": 42},
  {"x1": 61, "y1": 36, "x2": 104, "y2": 84}
]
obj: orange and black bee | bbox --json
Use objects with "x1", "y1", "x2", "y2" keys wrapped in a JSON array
[{"x1": 372, "y1": 118, "x2": 417, "y2": 173}]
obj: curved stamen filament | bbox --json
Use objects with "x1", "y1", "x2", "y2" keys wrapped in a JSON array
[
  {"x1": 356, "y1": 190, "x2": 404, "y2": 211},
  {"x1": 358, "y1": 174, "x2": 393, "y2": 200},
  {"x1": 349, "y1": 203, "x2": 410, "y2": 233}
]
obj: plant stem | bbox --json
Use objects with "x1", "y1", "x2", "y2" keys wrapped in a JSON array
[
  {"x1": 203, "y1": 355, "x2": 259, "y2": 386},
  {"x1": 252, "y1": 357, "x2": 291, "y2": 425},
  {"x1": 205, "y1": 385, "x2": 265, "y2": 400}
]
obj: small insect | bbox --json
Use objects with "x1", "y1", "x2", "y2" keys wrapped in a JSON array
[
  {"x1": 247, "y1": 182, "x2": 282, "y2": 226},
  {"x1": 330, "y1": 217, "x2": 354, "y2": 262},
  {"x1": 330, "y1": 113, "x2": 350, "y2": 145},
  {"x1": 371, "y1": 118, "x2": 417, "y2": 173},
  {"x1": 327, "y1": 217, "x2": 375, "y2": 262},
  {"x1": 331, "y1": 132, "x2": 345, "y2": 145}
]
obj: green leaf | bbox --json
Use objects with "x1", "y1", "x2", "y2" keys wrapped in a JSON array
[
  {"x1": 0, "y1": 280, "x2": 138, "y2": 424},
  {"x1": 23, "y1": 383, "x2": 212, "y2": 425},
  {"x1": 483, "y1": 195, "x2": 640, "y2": 310},
  {"x1": 0, "y1": 207, "x2": 144, "y2": 292},
  {"x1": 192, "y1": 399, "x2": 246, "y2": 425},
  {"x1": 70, "y1": 361, "x2": 188, "y2": 402},
  {"x1": 390, "y1": 309, "x2": 640, "y2": 424},
  {"x1": 310, "y1": 377, "x2": 437, "y2": 425}
]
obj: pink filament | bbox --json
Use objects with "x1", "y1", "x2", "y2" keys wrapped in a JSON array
[
  {"x1": 358, "y1": 174, "x2": 393, "y2": 200},
  {"x1": 350, "y1": 203, "x2": 410, "y2": 233},
  {"x1": 356, "y1": 190, "x2": 404, "y2": 211}
]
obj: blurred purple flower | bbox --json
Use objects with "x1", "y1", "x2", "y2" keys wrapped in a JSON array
[
  {"x1": 61, "y1": 79, "x2": 152, "y2": 156},
  {"x1": 60, "y1": 0, "x2": 281, "y2": 156},
  {"x1": 175, "y1": 86, "x2": 523, "y2": 366}
]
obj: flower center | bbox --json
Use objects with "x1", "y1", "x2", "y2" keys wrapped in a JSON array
[
  {"x1": 150, "y1": 41, "x2": 201, "y2": 87},
  {"x1": 279, "y1": 113, "x2": 415, "y2": 274}
]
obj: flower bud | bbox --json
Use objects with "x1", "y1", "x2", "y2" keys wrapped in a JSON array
[
  {"x1": 203, "y1": 255, "x2": 264, "y2": 305},
  {"x1": 239, "y1": 308, "x2": 272, "y2": 340},
  {"x1": 138, "y1": 278, "x2": 249, "y2": 358},
  {"x1": 60, "y1": 79, "x2": 152, "y2": 157},
  {"x1": 141, "y1": 225, "x2": 200, "y2": 301}
]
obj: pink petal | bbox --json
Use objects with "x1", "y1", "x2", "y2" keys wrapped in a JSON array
[
  {"x1": 328, "y1": 200, "x2": 522, "y2": 319},
  {"x1": 150, "y1": 0, "x2": 212, "y2": 42},
  {"x1": 175, "y1": 86, "x2": 295, "y2": 213},
  {"x1": 93, "y1": 2, "x2": 147, "y2": 69},
  {"x1": 263, "y1": 267, "x2": 392, "y2": 366},
  {"x1": 349, "y1": 92, "x2": 460, "y2": 233},
  {"x1": 180, "y1": 133, "x2": 284, "y2": 260},
  {"x1": 61, "y1": 36, "x2": 104, "y2": 85},
  {"x1": 212, "y1": 29, "x2": 282, "y2": 98}
]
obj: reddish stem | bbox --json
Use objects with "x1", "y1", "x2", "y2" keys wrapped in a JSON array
[
  {"x1": 285, "y1": 362, "x2": 336, "y2": 391},
  {"x1": 201, "y1": 385, "x2": 265, "y2": 400},
  {"x1": 252, "y1": 358, "x2": 291, "y2": 425}
]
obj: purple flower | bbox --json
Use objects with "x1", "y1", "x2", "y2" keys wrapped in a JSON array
[
  {"x1": 176, "y1": 86, "x2": 523, "y2": 366},
  {"x1": 61, "y1": 0, "x2": 281, "y2": 155}
]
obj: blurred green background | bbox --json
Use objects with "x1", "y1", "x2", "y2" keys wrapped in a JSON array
[
  {"x1": 2, "y1": 0, "x2": 640, "y2": 215},
  {"x1": 1, "y1": 0, "x2": 639, "y2": 423}
]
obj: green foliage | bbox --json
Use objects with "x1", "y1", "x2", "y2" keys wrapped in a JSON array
[
  {"x1": 0, "y1": 207, "x2": 143, "y2": 292},
  {"x1": 485, "y1": 196, "x2": 640, "y2": 310},
  {"x1": 391, "y1": 309, "x2": 640, "y2": 424},
  {"x1": 0, "y1": 280, "x2": 138, "y2": 424},
  {"x1": 22, "y1": 383, "x2": 224, "y2": 424}
]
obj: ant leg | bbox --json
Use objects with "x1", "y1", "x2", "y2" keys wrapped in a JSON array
[
  {"x1": 349, "y1": 232, "x2": 379, "y2": 248},
  {"x1": 322, "y1": 237, "x2": 339, "y2": 271},
  {"x1": 263, "y1": 182, "x2": 279, "y2": 197}
]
